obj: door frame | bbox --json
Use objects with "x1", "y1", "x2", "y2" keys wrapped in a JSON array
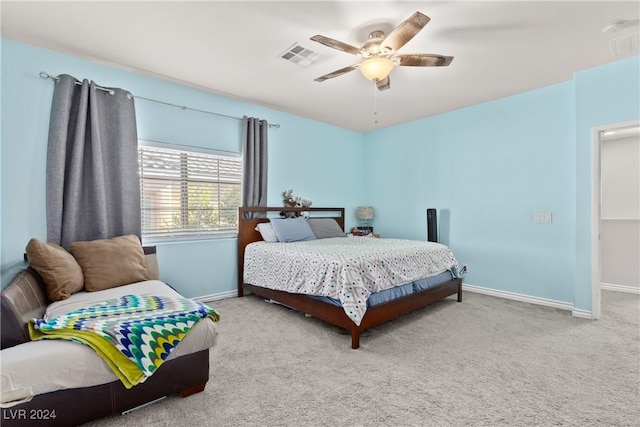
[{"x1": 590, "y1": 119, "x2": 640, "y2": 320}]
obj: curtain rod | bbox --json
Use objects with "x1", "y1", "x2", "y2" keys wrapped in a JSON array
[{"x1": 39, "y1": 71, "x2": 280, "y2": 128}]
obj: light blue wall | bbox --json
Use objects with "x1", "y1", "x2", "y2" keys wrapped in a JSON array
[
  {"x1": 573, "y1": 57, "x2": 640, "y2": 310},
  {"x1": 365, "y1": 83, "x2": 576, "y2": 303},
  {"x1": 2, "y1": 38, "x2": 637, "y2": 312},
  {"x1": 365, "y1": 56, "x2": 639, "y2": 309},
  {"x1": 0, "y1": 39, "x2": 365, "y2": 297}
]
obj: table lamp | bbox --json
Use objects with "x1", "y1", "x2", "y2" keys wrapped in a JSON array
[{"x1": 356, "y1": 206, "x2": 374, "y2": 234}]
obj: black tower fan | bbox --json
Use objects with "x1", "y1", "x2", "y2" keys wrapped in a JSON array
[{"x1": 427, "y1": 209, "x2": 438, "y2": 242}]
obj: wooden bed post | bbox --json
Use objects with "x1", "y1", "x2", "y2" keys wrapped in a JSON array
[{"x1": 351, "y1": 327, "x2": 361, "y2": 350}]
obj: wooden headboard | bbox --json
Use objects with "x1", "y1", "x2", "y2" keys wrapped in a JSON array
[{"x1": 237, "y1": 207, "x2": 345, "y2": 297}]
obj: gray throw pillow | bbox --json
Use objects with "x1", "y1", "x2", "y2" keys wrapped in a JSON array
[{"x1": 307, "y1": 218, "x2": 346, "y2": 239}]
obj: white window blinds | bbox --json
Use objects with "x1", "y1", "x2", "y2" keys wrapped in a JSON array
[{"x1": 138, "y1": 142, "x2": 242, "y2": 240}]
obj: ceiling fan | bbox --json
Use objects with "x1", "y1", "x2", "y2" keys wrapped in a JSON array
[{"x1": 310, "y1": 11, "x2": 453, "y2": 91}]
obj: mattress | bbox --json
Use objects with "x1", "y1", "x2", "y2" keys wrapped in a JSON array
[
  {"x1": 1, "y1": 280, "x2": 218, "y2": 405},
  {"x1": 244, "y1": 237, "x2": 459, "y2": 325}
]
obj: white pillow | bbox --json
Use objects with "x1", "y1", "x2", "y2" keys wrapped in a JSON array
[{"x1": 255, "y1": 222, "x2": 279, "y2": 242}]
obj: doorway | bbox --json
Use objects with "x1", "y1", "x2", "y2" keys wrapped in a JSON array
[{"x1": 591, "y1": 120, "x2": 640, "y2": 320}]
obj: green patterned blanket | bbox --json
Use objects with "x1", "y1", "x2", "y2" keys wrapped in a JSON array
[{"x1": 28, "y1": 294, "x2": 220, "y2": 389}]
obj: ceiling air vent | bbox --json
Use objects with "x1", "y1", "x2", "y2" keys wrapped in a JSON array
[
  {"x1": 280, "y1": 43, "x2": 319, "y2": 68},
  {"x1": 609, "y1": 32, "x2": 639, "y2": 56}
]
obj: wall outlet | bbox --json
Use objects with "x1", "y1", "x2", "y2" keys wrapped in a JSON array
[{"x1": 459, "y1": 264, "x2": 468, "y2": 276}]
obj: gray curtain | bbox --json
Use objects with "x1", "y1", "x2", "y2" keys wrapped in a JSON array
[
  {"x1": 242, "y1": 116, "x2": 268, "y2": 218},
  {"x1": 46, "y1": 74, "x2": 141, "y2": 249}
]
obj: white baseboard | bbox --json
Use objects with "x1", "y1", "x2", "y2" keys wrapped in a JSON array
[
  {"x1": 463, "y1": 283, "x2": 594, "y2": 319},
  {"x1": 601, "y1": 283, "x2": 640, "y2": 294},
  {"x1": 462, "y1": 283, "x2": 593, "y2": 320},
  {"x1": 462, "y1": 283, "x2": 574, "y2": 311},
  {"x1": 195, "y1": 285, "x2": 600, "y2": 319},
  {"x1": 196, "y1": 289, "x2": 237, "y2": 303},
  {"x1": 571, "y1": 308, "x2": 593, "y2": 319},
  {"x1": 462, "y1": 282, "x2": 595, "y2": 319}
]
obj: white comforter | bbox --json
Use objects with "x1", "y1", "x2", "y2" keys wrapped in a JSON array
[
  {"x1": 244, "y1": 237, "x2": 459, "y2": 325},
  {"x1": 1, "y1": 280, "x2": 218, "y2": 406}
]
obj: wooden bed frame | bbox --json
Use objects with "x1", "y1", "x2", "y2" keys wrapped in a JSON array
[{"x1": 237, "y1": 206, "x2": 462, "y2": 349}]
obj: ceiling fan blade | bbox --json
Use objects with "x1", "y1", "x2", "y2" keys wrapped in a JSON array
[
  {"x1": 394, "y1": 54, "x2": 454, "y2": 67},
  {"x1": 310, "y1": 35, "x2": 361, "y2": 55},
  {"x1": 376, "y1": 76, "x2": 391, "y2": 91},
  {"x1": 314, "y1": 64, "x2": 359, "y2": 82},
  {"x1": 381, "y1": 11, "x2": 431, "y2": 52}
]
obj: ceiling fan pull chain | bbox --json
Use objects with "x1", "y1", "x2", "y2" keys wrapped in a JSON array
[{"x1": 373, "y1": 82, "x2": 378, "y2": 125}]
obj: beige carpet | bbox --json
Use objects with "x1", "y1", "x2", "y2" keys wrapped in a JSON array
[{"x1": 86, "y1": 290, "x2": 639, "y2": 427}]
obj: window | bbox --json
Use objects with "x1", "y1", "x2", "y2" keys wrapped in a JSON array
[{"x1": 138, "y1": 141, "x2": 242, "y2": 241}]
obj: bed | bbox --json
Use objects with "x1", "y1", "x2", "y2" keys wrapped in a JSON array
[{"x1": 237, "y1": 207, "x2": 462, "y2": 349}]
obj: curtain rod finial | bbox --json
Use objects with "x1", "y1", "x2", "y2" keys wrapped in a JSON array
[{"x1": 39, "y1": 71, "x2": 60, "y2": 82}]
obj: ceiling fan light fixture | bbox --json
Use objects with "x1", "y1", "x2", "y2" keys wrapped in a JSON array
[{"x1": 359, "y1": 57, "x2": 394, "y2": 81}]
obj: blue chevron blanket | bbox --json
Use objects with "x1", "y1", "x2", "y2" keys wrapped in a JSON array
[{"x1": 29, "y1": 294, "x2": 219, "y2": 388}]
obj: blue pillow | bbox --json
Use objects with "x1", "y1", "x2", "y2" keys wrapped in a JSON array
[{"x1": 270, "y1": 217, "x2": 317, "y2": 243}]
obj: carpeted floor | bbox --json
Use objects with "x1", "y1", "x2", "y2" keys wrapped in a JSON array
[{"x1": 87, "y1": 290, "x2": 640, "y2": 427}]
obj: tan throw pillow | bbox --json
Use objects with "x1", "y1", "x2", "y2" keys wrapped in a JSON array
[
  {"x1": 71, "y1": 235, "x2": 152, "y2": 292},
  {"x1": 25, "y1": 238, "x2": 84, "y2": 301}
]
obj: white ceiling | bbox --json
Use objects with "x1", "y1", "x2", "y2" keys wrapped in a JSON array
[{"x1": 2, "y1": 1, "x2": 639, "y2": 132}]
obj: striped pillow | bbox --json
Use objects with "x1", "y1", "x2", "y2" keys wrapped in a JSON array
[{"x1": 269, "y1": 217, "x2": 317, "y2": 243}]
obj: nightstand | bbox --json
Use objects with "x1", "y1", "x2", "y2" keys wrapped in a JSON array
[{"x1": 348, "y1": 233, "x2": 380, "y2": 238}]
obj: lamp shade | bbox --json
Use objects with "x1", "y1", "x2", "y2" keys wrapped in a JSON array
[
  {"x1": 358, "y1": 57, "x2": 394, "y2": 81},
  {"x1": 356, "y1": 206, "x2": 374, "y2": 220}
]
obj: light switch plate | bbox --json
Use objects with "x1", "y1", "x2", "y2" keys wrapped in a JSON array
[{"x1": 534, "y1": 213, "x2": 553, "y2": 223}]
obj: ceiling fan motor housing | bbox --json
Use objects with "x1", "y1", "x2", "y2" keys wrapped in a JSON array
[{"x1": 363, "y1": 31, "x2": 388, "y2": 56}]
